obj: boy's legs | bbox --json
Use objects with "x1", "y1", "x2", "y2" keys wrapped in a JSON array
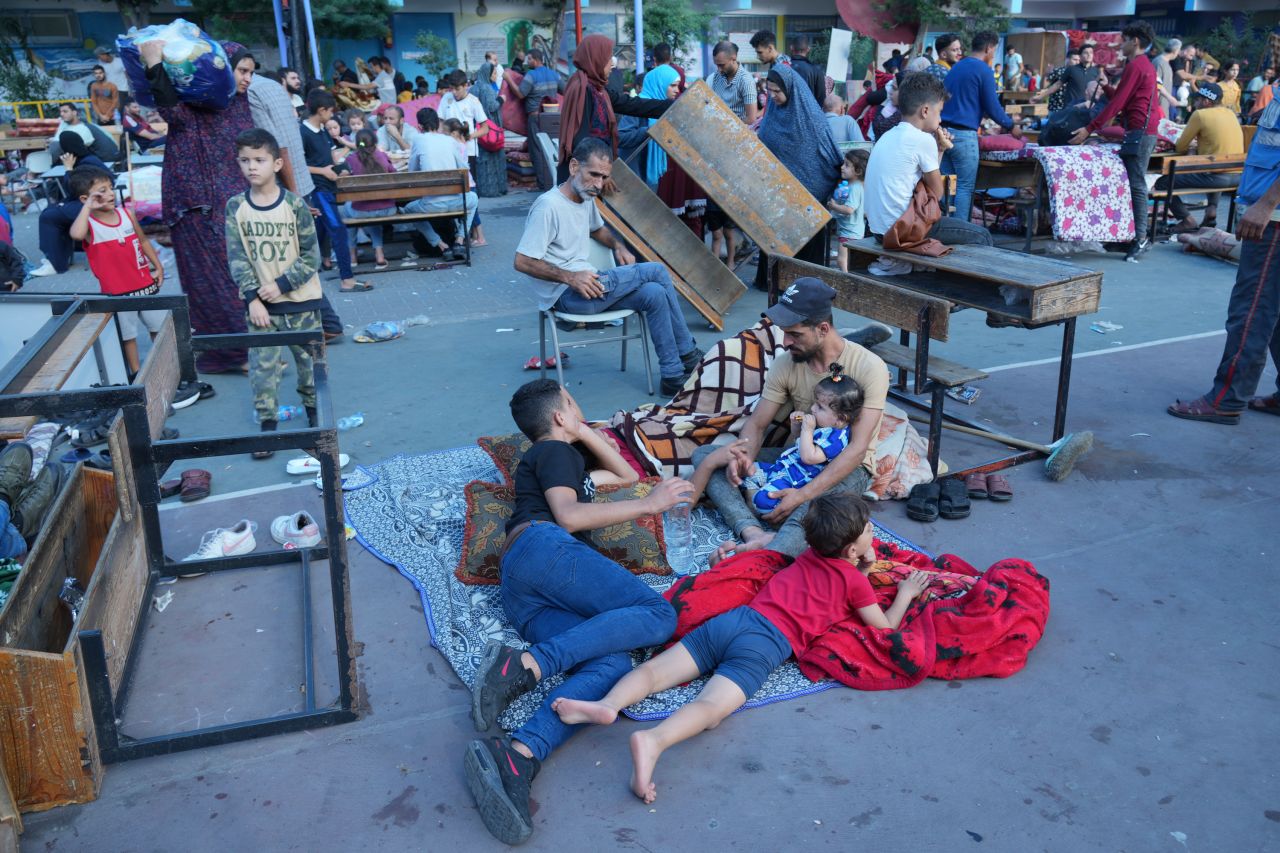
[
  {"x1": 249, "y1": 316, "x2": 287, "y2": 423},
  {"x1": 116, "y1": 310, "x2": 142, "y2": 373},
  {"x1": 281, "y1": 311, "x2": 321, "y2": 408},
  {"x1": 837, "y1": 242, "x2": 850, "y2": 272},
  {"x1": 311, "y1": 190, "x2": 354, "y2": 279},
  {"x1": 927, "y1": 216, "x2": 994, "y2": 246},
  {"x1": 38, "y1": 201, "x2": 81, "y2": 272},
  {"x1": 941, "y1": 129, "x2": 980, "y2": 221}
]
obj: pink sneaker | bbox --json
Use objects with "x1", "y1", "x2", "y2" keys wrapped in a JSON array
[
  {"x1": 180, "y1": 519, "x2": 257, "y2": 576},
  {"x1": 270, "y1": 511, "x2": 321, "y2": 549}
]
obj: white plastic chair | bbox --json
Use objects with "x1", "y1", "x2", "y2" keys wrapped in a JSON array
[{"x1": 538, "y1": 241, "x2": 654, "y2": 395}]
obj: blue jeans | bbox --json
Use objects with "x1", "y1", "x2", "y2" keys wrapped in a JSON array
[
  {"x1": 555, "y1": 262, "x2": 697, "y2": 379},
  {"x1": 500, "y1": 521, "x2": 676, "y2": 760},
  {"x1": 342, "y1": 202, "x2": 389, "y2": 249},
  {"x1": 1206, "y1": 221, "x2": 1280, "y2": 413},
  {"x1": 403, "y1": 191, "x2": 477, "y2": 246},
  {"x1": 940, "y1": 128, "x2": 980, "y2": 223},
  {"x1": 309, "y1": 190, "x2": 352, "y2": 279}
]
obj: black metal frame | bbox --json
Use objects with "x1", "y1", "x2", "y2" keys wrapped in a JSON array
[
  {"x1": 0, "y1": 293, "x2": 357, "y2": 763},
  {"x1": 1148, "y1": 156, "x2": 1242, "y2": 239}
]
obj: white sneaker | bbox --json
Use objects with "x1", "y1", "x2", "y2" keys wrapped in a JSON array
[
  {"x1": 285, "y1": 453, "x2": 350, "y2": 475},
  {"x1": 867, "y1": 256, "x2": 914, "y2": 276},
  {"x1": 271, "y1": 511, "x2": 321, "y2": 549},
  {"x1": 180, "y1": 519, "x2": 257, "y2": 576},
  {"x1": 29, "y1": 259, "x2": 56, "y2": 277}
]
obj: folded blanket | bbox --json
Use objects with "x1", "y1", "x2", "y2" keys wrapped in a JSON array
[
  {"x1": 664, "y1": 542, "x2": 1049, "y2": 691},
  {"x1": 1031, "y1": 146, "x2": 1135, "y2": 243}
]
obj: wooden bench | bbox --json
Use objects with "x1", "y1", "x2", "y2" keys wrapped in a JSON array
[
  {"x1": 334, "y1": 168, "x2": 471, "y2": 270},
  {"x1": 1148, "y1": 153, "x2": 1245, "y2": 237},
  {"x1": 772, "y1": 256, "x2": 987, "y2": 474},
  {"x1": 0, "y1": 311, "x2": 113, "y2": 440}
]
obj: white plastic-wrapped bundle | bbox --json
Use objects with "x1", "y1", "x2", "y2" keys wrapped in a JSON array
[{"x1": 118, "y1": 19, "x2": 235, "y2": 110}]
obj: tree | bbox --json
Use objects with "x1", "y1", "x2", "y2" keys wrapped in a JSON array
[
  {"x1": 623, "y1": 0, "x2": 714, "y2": 65},
  {"x1": 190, "y1": 0, "x2": 391, "y2": 62},
  {"x1": 1195, "y1": 12, "x2": 1269, "y2": 73},
  {"x1": 887, "y1": 0, "x2": 1008, "y2": 46},
  {"x1": 0, "y1": 14, "x2": 55, "y2": 112},
  {"x1": 413, "y1": 31, "x2": 456, "y2": 80},
  {"x1": 102, "y1": 0, "x2": 163, "y2": 30}
]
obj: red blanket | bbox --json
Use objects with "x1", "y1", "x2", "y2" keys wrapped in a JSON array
[{"x1": 662, "y1": 541, "x2": 1049, "y2": 691}]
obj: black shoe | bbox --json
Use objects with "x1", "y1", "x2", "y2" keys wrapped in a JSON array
[
  {"x1": 252, "y1": 420, "x2": 277, "y2": 460},
  {"x1": 660, "y1": 376, "x2": 687, "y2": 398},
  {"x1": 0, "y1": 442, "x2": 33, "y2": 508},
  {"x1": 842, "y1": 323, "x2": 893, "y2": 349},
  {"x1": 196, "y1": 381, "x2": 216, "y2": 400},
  {"x1": 13, "y1": 461, "x2": 65, "y2": 545},
  {"x1": 471, "y1": 641, "x2": 536, "y2": 731},
  {"x1": 464, "y1": 737, "x2": 540, "y2": 845},
  {"x1": 679, "y1": 346, "x2": 705, "y2": 373},
  {"x1": 171, "y1": 381, "x2": 200, "y2": 410},
  {"x1": 1124, "y1": 238, "x2": 1150, "y2": 263}
]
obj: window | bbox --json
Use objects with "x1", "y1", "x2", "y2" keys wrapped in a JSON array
[{"x1": 16, "y1": 11, "x2": 80, "y2": 45}]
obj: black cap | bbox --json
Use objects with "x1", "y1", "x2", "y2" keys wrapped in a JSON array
[
  {"x1": 1196, "y1": 82, "x2": 1222, "y2": 103},
  {"x1": 763, "y1": 276, "x2": 836, "y2": 326}
]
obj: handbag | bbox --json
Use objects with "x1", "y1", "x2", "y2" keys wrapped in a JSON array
[
  {"x1": 1118, "y1": 75, "x2": 1155, "y2": 157},
  {"x1": 478, "y1": 122, "x2": 505, "y2": 153}
]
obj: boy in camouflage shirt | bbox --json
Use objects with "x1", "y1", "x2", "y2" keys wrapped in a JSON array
[{"x1": 225, "y1": 127, "x2": 324, "y2": 459}]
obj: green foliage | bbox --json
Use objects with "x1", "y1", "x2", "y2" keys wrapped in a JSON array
[
  {"x1": 1193, "y1": 12, "x2": 1268, "y2": 71},
  {"x1": 887, "y1": 0, "x2": 1009, "y2": 44},
  {"x1": 191, "y1": 0, "x2": 391, "y2": 55},
  {"x1": 623, "y1": 0, "x2": 715, "y2": 64},
  {"x1": 413, "y1": 31, "x2": 457, "y2": 79},
  {"x1": 312, "y1": 0, "x2": 393, "y2": 41},
  {"x1": 104, "y1": 0, "x2": 162, "y2": 30},
  {"x1": 0, "y1": 15, "x2": 56, "y2": 108}
]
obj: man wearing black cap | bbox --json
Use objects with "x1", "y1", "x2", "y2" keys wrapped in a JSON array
[
  {"x1": 690, "y1": 277, "x2": 890, "y2": 561},
  {"x1": 1154, "y1": 81, "x2": 1245, "y2": 233}
]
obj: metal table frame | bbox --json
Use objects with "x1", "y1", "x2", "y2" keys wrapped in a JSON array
[{"x1": 0, "y1": 294, "x2": 357, "y2": 763}]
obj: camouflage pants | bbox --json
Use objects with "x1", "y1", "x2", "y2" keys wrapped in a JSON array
[{"x1": 249, "y1": 310, "x2": 321, "y2": 423}]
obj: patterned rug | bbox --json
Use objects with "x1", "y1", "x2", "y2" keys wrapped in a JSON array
[{"x1": 344, "y1": 446, "x2": 929, "y2": 727}]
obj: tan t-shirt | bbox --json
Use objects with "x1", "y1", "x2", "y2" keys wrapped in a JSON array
[{"x1": 761, "y1": 340, "x2": 890, "y2": 471}]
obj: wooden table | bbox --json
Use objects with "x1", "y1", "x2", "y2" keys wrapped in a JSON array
[
  {"x1": 844, "y1": 237, "x2": 1101, "y2": 466},
  {"x1": 973, "y1": 157, "x2": 1044, "y2": 253},
  {"x1": 0, "y1": 136, "x2": 48, "y2": 154}
]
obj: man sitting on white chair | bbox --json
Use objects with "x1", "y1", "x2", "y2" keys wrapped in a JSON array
[{"x1": 514, "y1": 137, "x2": 703, "y2": 397}]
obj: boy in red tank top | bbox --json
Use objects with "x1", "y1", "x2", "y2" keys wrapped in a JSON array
[{"x1": 68, "y1": 165, "x2": 164, "y2": 374}]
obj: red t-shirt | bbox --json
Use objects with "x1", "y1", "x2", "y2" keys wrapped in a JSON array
[
  {"x1": 83, "y1": 208, "x2": 153, "y2": 296},
  {"x1": 749, "y1": 548, "x2": 877, "y2": 656}
]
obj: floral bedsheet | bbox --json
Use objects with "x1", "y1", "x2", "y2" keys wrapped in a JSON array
[{"x1": 1031, "y1": 146, "x2": 1134, "y2": 243}]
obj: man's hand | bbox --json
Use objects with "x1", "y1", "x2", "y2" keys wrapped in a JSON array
[
  {"x1": 761, "y1": 488, "x2": 806, "y2": 526},
  {"x1": 724, "y1": 442, "x2": 755, "y2": 486},
  {"x1": 613, "y1": 244, "x2": 636, "y2": 266},
  {"x1": 257, "y1": 281, "x2": 282, "y2": 302},
  {"x1": 645, "y1": 477, "x2": 694, "y2": 514},
  {"x1": 1010, "y1": 124, "x2": 1024, "y2": 139},
  {"x1": 566, "y1": 269, "x2": 604, "y2": 299},
  {"x1": 139, "y1": 40, "x2": 164, "y2": 67},
  {"x1": 318, "y1": 166, "x2": 338, "y2": 182},
  {"x1": 248, "y1": 298, "x2": 271, "y2": 328},
  {"x1": 1030, "y1": 92, "x2": 1042, "y2": 103},
  {"x1": 151, "y1": 262, "x2": 164, "y2": 287},
  {"x1": 1068, "y1": 126, "x2": 1090, "y2": 145},
  {"x1": 1237, "y1": 203, "x2": 1272, "y2": 242}
]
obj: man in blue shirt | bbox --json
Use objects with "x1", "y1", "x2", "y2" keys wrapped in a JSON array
[
  {"x1": 940, "y1": 31, "x2": 1021, "y2": 222},
  {"x1": 1167, "y1": 98, "x2": 1280, "y2": 424}
]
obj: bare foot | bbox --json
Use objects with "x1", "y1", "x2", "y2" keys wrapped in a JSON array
[
  {"x1": 629, "y1": 730, "x2": 660, "y2": 804},
  {"x1": 551, "y1": 697, "x2": 617, "y2": 726},
  {"x1": 710, "y1": 530, "x2": 775, "y2": 566}
]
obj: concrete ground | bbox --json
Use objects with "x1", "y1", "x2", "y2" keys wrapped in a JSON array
[{"x1": 8, "y1": 192, "x2": 1279, "y2": 852}]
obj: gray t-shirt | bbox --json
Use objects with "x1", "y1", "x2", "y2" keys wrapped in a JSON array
[
  {"x1": 516, "y1": 187, "x2": 604, "y2": 310},
  {"x1": 825, "y1": 112, "x2": 864, "y2": 143}
]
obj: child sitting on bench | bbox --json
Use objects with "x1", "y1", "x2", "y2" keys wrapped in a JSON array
[{"x1": 551, "y1": 493, "x2": 932, "y2": 804}]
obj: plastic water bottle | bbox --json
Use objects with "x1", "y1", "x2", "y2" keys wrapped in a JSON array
[
  {"x1": 336, "y1": 412, "x2": 365, "y2": 431},
  {"x1": 663, "y1": 502, "x2": 693, "y2": 575},
  {"x1": 277, "y1": 405, "x2": 303, "y2": 422}
]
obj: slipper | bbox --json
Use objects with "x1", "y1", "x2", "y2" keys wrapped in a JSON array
[
  {"x1": 373, "y1": 261, "x2": 389, "y2": 271},
  {"x1": 938, "y1": 478, "x2": 971, "y2": 519},
  {"x1": 70, "y1": 421, "x2": 112, "y2": 449},
  {"x1": 523, "y1": 356, "x2": 542, "y2": 370},
  {"x1": 179, "y1": 468, "x2": 212, "y2": 502},
  {"x1": 964, "y1": 471, "x2": 988, "y2": 499},
  {"x1": 60, "y1": 447, "x2": 95, "y2": 464},
  {"x1": 906, "y1": 482, "x2": 940, "y2": 522},
  {"x1": 985, "y1": 473, "x2": 1013, "y2": 502},
  {"x1": 159, "y1": 478, "x2": 182, "y2": 499},
  {"x1": 1167, "y1": 397, "x2": 1239, "y2": 425},
  {"x1": 84, "y1": 450, "x2": 113, "y2": 471},
  {"x1": 286, "y1": 453, "x2": 350, "y2": 475},
  {"x1": 340, "y1": 282, "x2": 374, "y2": 293},
  {"x1": 1248, "y1": 395, "x2": 1280, "y2": 417}
]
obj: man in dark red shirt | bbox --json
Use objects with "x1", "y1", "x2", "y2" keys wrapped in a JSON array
[{"x1": 1071, "y1": 20, "x2": 1158, "y2": 262}]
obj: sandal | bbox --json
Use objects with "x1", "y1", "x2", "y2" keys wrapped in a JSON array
[
  {"x1": 906, "y1": 482, "x2": 940, "y2": 522},
  {"x1": 179, "y1": 468, "x2": 212, "y2": 502},
  {"x1": 1248, "y1": 395, "x2": 1280, "y2": 417},
  {"x1": 1167, "y1": 397, "x2": 1240, "y2": 425},
  {"x1": 159, "y1": 477, "x2": 182, "y2": 499},
  {"x1": 340, "y1": 282, "x2": 374, "y2": 292},
  {"x1": 938, "y1": 478, "x2": 971, "y2": 519},
  {"x1": 964, "y1": 471, "x2": 988, "y2": 499},
  {"x1": 985, "y1": 473, "x2": 1013, "y2": 502}
]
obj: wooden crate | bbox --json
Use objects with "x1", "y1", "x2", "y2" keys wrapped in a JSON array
[{"x1": 0, "y1": 465, "x2": 146, "y2": 812}]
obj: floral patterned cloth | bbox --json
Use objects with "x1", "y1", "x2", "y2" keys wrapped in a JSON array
[{"x1": 1032, "y1": 145, "x2": 1135, "y2": 243}]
